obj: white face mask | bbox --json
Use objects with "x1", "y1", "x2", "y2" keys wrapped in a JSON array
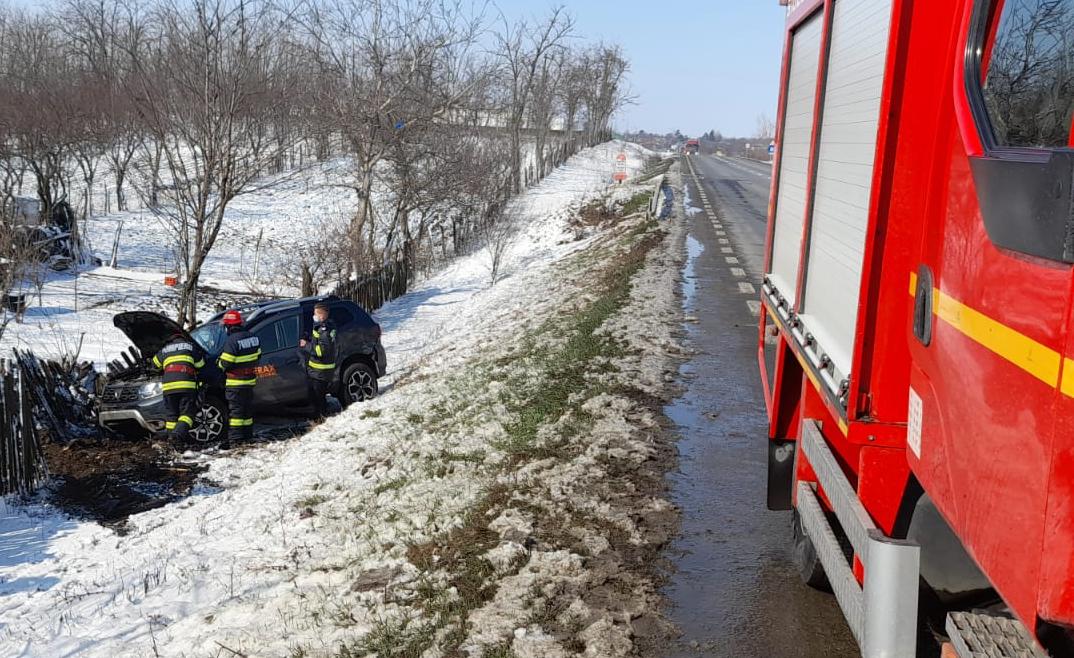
[{"x1": 313, "y1": 315, "x2": 320, "y2": 324}]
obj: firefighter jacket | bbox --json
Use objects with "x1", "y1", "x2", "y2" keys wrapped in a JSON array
[
  {"x1": 304, "y1": 319, "x2": 338, "y2": 380},
  {"x1": 218, "y1": 330, "x2": 262, "y2": 388},
  {"x1": 152, "y1": 337, "x2": 206, "y2": 394}
]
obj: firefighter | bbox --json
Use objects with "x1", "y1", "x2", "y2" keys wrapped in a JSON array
[
  {"x1": 152, "y1": 330, "x2": 205, "y2": 441},
  {"x1": 217, "y1": 309, "x2": 261, "y2": 443},
  {"x1": 300, "y1": 302, "x2": 337, "y2": 420}
]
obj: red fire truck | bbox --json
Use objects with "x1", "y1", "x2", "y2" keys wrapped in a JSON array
[
  {"x1": 761, "y1": 1, "x2": 1074, "y2": 656},
  {"x1": 684, "y1": 138, "x2": 700, "y2": 155}
]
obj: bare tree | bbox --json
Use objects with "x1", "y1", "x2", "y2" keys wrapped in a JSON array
[
  {"x1": 494, "y1": 6, "x2": 574, "y2": 193},
  {"x1": 121, "y1": 0, "x2": 302, "y2": 327},
  {"x1": 755, "y1": 113, "x2": 776, "y2": 141},
  {"x1": 303, "y1": 0, "x2": 486, "y2": 274},
  {"x1": 578, "y1": 44, "x2": 631, "y2": 147}
]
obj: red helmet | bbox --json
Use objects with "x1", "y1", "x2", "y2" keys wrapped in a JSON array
[{"x1": 222, "y1": 310, "x2": 243, "y2": 327}]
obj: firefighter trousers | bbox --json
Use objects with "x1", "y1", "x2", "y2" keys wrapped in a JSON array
[
  {"x1": 225, "y1": 387, "x2": 255, "y2": 443},
  {"x1": 164, "y1": 391, "x2": 197, "y2": 442},
  {"x1": 308, "y1": 376, "x2": 331, "y2": 420}
]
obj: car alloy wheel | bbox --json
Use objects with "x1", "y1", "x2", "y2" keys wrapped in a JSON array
[
  {"x1": 191, "y1": 401, "x2": 225, "y2": 443},
  {"x1": 347, "y1": 367, "x2": 377, "y2": 402}
]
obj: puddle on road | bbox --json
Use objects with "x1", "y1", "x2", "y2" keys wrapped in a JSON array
[{"x1": 661, "y1": 218, "x2": 858, "y2": 657}]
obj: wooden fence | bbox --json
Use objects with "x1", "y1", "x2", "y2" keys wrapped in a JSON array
[
  {"x1": 0, "y1": 350, "x2": 98, "y2": 497},
  {"x1": 332, "y1": 259, "x2": 412, "y2": 312}
]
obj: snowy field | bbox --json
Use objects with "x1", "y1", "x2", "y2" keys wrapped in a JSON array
[
  {"x1": 0, "y1": 142, "x2": 688, "y2": 657},
  {"x1": 0, "y1": 143, "x2": 551, "y2": 367}
]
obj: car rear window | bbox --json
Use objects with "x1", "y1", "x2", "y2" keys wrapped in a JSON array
[
  {"x1": 254, "y1": 316, "x2": 300, "y2": 353},
  {"x1": 278, "y1": 316, "x2": 299, "y2": 348},
  {"x1": 254, "y1": 322, "x2": 281, "y2": 353},
  {"x1": 331, "y1": 305, "x2": 354, "y2": 327}
]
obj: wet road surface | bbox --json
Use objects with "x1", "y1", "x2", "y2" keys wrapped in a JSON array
[{"x1": 662, "y1": 154, "x2": 860, "y2": 657}]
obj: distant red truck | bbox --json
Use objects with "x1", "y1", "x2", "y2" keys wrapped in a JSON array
[{"x1": 683, "y1": 139, "x2": 700, "y2": 155}]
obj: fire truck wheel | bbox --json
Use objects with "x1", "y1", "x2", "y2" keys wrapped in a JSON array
[{"x1": 792, "y1": 509, "x2": 830, "y2": 590}]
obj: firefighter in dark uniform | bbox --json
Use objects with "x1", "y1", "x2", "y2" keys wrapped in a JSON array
[
  {"x1": 152, "y1": 331, "x2": 205, "y2": 441},
  {"x1": 300, "y1": 302, "x2": 337, "y2": 420},
  {"x1": 218, "y1": 310, "x2": 261, "y2": 442}
]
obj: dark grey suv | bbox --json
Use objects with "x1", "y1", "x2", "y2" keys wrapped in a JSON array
[{"x1": 99, "y1": 295, "x2": 386, "y2": 442}]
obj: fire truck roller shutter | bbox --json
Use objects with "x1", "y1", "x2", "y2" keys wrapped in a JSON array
[
  {"x1": 798, "y1": 0, "x2": 894, "y2": 380},
  {"x1": 768, "y1": 11, "x2": 823, "y2": 306}
]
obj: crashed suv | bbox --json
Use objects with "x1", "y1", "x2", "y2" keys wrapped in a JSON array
[{"x1": 99, "y1": 295, "x2": 386, "y2": 442}]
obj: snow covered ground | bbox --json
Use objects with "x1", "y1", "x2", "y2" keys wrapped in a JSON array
[
  {"x1": 0, "y1": 141, "x2": 554, "y2": 367},
  {"x1": 0, "y1": 142, "x2": 688, "y2": 657}
]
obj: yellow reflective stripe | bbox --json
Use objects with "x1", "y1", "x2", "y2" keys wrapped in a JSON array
[
  {"x1": 908, "y1": 272, "x2": 1062, "y2": 389},
  {"x1": 308, "y1": 361, "x2": 335, "y2": 370},
  {"x1": 162, "y1": 381, "x2": 197, "y2": 391},
  {"x1": 226, "y1": 378, "x2": 257, "y2": 386},
  {"x1": 315, "y1": 344, "x2": 323, "y2": 357},
  {"x1": 228, "y1": 418, "x2": 254, "y2": 427},
  {"x1": 220, "y1": 351, "x2": 260, "y2": 363},
  {"x1": 177, "y1": 415, "x2": 193, "y2": 425},
  {"x1": 162, "y1": 354, "x2": 196, "y2": 366},
  {"x1": 152, "y1": 355, "x2": 162, "y2": 368},
  {"x1": 194, "y1": 358, "x2": 205, "y2": 369},
  {"x1": 165, "y1": 421, "x2": 177, "y2": 430},
  {"x1": 313, "y1": 330, "x2": 320, "y2": 338}
]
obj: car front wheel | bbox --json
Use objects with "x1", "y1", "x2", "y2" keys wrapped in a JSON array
[
  {"x1": 340, "y1": 362, "x2": 378, "y2": 407},
  {"x1": 191, "y1": 396, "x2": 227, "y2": 443}
]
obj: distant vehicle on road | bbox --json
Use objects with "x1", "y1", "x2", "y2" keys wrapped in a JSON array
[
  {"x1": 683, "y1": 139, "x2": 700, "y2": 155},
  {"x1": 99, "y1": 295, "x2": 386, "y2": 442}
]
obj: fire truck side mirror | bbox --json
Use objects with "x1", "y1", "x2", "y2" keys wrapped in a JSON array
[{"x1": 969, "y1": 150, "x2": 1074, "y2": 264}]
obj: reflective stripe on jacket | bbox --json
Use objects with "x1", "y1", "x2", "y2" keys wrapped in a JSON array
[
  {"x1": 304, "y1": 320, "x2": 337, "y2": 376},
  {"x1": 218, "y1": 330, "x2": 261, "y2": 388},
  {"x1": 153, "y1": 339, "x2": 205, "y2": 393}
]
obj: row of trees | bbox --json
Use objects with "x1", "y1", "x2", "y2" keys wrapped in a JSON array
[{"x1": 0, "y1": 0, "x2": 630, "y2": 326}]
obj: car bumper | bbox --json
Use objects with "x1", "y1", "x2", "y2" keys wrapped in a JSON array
[
  {"x1": 99, "y1": 396, "x2": 169, "y2": 435},
  {"x1": 375, "y1": 343, "x2": 387, "y2": 377}
]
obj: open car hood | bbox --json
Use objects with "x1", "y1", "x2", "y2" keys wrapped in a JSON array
[{"x1": 112, "y1": 311, "x2": 194, "y2": 359}]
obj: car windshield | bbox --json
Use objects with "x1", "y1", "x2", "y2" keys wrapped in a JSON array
[{"x1": 190, "y1": 322, "x2": 227, "y2": 355}]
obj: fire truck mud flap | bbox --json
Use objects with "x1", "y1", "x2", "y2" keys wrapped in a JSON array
[{"x1": 797, "y1": 419, "x2": 920, "y2": 657}]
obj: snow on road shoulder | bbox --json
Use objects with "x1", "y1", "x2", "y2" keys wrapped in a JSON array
[{"x1": 0, "y1": 141, "x2": 678, "y2": 658}]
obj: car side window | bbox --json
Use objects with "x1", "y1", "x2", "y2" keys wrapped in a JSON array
[
  {"x1": 278, "y1": 315, "x2": 300, "y2": 349},
  {"x1": 254, "y1": 321, "x2": 282, "y2": 353},
  {"x1": 980, "y1": 0, "x2": 1074, "y2": 148},
  {"x1": 330, "y1": 305, "x2": 354, "y2": 327}
]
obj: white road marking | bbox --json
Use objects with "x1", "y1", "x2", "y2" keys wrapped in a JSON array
[
  {"x1": 718, "y1": 238, "x2": 729, "y2": 244},
  {"x1": 731, "y1": 267, "x2": 746, "y2": 277},
  {"x1": 716, "y1": 230, "x2": 726, "y2": 236},
  {"x1": 738, "y1": 282, "x2": 756, "y2": 294},
  {"x1": 721, "y1": 247, "x2": 733, "y2": 254},
  {"x1": 747, "y1": 300, "x2": 762, "y2": 316},
  {"x1": 726, "y1": 256, "x2": 739, "y2": 264}
]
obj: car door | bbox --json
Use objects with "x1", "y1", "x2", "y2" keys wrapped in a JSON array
[{"x1": 251, "y1": 314, "x2": 307, "y2": 411}]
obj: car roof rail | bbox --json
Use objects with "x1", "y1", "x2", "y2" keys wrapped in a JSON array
[{"x1": 207, "y1": 294, "x2": 345, "y2": 325}]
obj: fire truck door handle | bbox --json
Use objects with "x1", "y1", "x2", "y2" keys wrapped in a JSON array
[{"x1": 912, "y1": 266, "x2": 934, "y2": 347}]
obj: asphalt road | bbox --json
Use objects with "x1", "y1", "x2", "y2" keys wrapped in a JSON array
[{"x1": 662, "y1": 154, "x2": 861, "y2": 657}]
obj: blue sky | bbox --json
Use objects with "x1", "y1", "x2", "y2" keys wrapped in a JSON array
[{"x1": 493, "y1": 0, "x2": 788, "y2": 137}]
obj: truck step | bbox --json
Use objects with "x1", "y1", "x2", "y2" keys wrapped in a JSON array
[{"x1": 946, "y1": 611, "x2": 1046, "y2": 658}]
